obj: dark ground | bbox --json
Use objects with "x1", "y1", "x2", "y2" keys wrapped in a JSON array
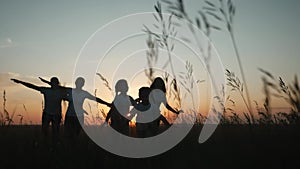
[{"x1": 0, "y1": 124, "x2": 300, "y2": 169}]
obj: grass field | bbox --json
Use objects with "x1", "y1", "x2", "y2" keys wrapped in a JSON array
[{"x1": 1, "y1": 124, "x2": 300, "y2": 169}]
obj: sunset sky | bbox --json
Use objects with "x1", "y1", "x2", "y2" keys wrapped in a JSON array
[{"x1": 1, "y1": 0, "x2": 300, "y2": 124}]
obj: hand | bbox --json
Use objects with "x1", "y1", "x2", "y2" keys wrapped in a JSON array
[
  {"x1": 39, "y1": 77, "x2": 50, "y2": 84},
  {"x1": 135, "y1": 98, "x2": 141, "y2": 103},
  {"x1": 11, "y1": 78, "x2": 21, "y2": 84}
]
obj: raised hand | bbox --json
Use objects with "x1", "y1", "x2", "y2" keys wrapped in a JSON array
[
  {"x1": 38, "y1": 77, "x2": 44, "y2": 81},
  {"x1": 11, "y1": 78, "x2": 21, "y2": 84},
  {"x1": 39, "y1": 77, "x2": 51, "y2": 85}
]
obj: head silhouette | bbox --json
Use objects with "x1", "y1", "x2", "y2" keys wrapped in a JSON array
[
  {"x1": 150, "y1": 77, "x2": 166, "y2": 93},
  {"x1": 139, "y1": 87, "x2": 151, "y2": 103},
  {"x1": 50, "y1": 77, "x2": 60, "y2": 88},
  {"x1": 75, "y1": 77, "x2": 85, "y2": 89},
  {"x1": 115, "y1": 79, "x2": 128, "y2": 95}
]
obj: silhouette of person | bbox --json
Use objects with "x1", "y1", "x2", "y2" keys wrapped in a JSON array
[
  {"x1": 129, "y1": 87, "x2": 170, "y2": 138},
  {"x1": 39, "y1": 77, "x2": 111, "y2": 137},
  {"x1": 105, "y1": 79, "x2": 136, "y2": 136},
  {"x1": 148, "y1": 77, "x2": 182, "y2": 135},
  {"x1": 11, "y1": 77, "x2": 66, "y2": 146}
]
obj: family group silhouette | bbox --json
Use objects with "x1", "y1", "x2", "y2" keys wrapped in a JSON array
[{"x1": 11, "y1": 76, "x2": 182, "y2": 145}]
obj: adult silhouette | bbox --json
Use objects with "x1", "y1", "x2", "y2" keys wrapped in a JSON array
[
  {"x1": 11, "y1": 77, "x2": 66, "y2": 145},
  {"x1": 39, "y1": 77, "x2": 111, "y2": 136}
]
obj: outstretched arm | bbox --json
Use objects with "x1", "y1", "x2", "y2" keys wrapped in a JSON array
[
  {"x1": 39, "y1": 77, "x2": 70, "y2": 89},
  {"x1": 39, "y1": 77, "x2": 51, "y2": 86},
  {"x1": 129, "y1": 96, "x2": 137, "y2": 107},
  {"x1": 166, "y1": 103, "x2": 181, "y2": 114},
  {"x1": 11, "y1": 79, "x2": 40, "y2": 91},
  {"x1": 96, "y1": 97, "x2": 111, "y2": 107},
  {"x1": 159, "y1": 115, "x2": 171, "y2": 126},
  {"x1": 85, "y1": 91, "x2": 111, "y2": 107}
]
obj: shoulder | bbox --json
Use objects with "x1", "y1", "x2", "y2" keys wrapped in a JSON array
[
  {"x1": 82, "y1": 90, "x2": 95, "y2": 98},
  {"x1": 40, "y1": 87, "x2": 49, "y2": 93}
]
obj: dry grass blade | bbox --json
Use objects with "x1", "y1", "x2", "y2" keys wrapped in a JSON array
[
  {"x1": 145, "y1": 33, "x2": 159, "y2": 84},
  {"x1": 96, "y1": 73, "x2": 112, "y2": 92},
  {"x1": 258, "y1": 68, "x2": 274, "y2": 80},
  {"x1": 195, "y1": 17, "x2": 201, "y2": 29},
  {"x1": 206, "y1": 11, "x2": 223, "y2": 21}
]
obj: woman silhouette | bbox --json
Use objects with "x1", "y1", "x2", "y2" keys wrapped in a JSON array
[{"x1": 148, "y1": 77, "x2": 182, "y2": 135}]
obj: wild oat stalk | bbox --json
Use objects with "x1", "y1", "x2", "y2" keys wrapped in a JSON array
[
  {"x1": 0, "y1": 91, "x2": 4, "y2": 125},
  {"x1": 259, "y1": 68, "x2": 300, "y2": 124},
  {"x1": 201, "y1": 0, "x2": 254, "y2": 122},
  {"x1": 0, "y1": 111, "x2": 3, "y2": 125},
  {"x1": 161, "y1": 0, "x2": 225, "y2": 121},
  {"x1": 231, "y1": 112, "x2": 243, "y2": 124},
  {"x1": 2, "y1": 90, "x2": 7, "y2": 125},
  {"x1": 94, "y1": 89, "x2": 106, "y2": 125},
  {"x1": 225, "y1": 69, "x2": 252, "y2": 114},
  {"x1": 87, "y1": 102, "x2": 95, "y2": 125},
  {"x1": 2, "y1": 90, "x2": 16, "y2": 126},
  {"x1": 145, "y1": 34, "x2": 159, "y2": 84},
  {"x1": 17, "y1": 114, "x2": 24, "y2": 125},
  {"x1": 96, "y1": 73, "x2": 112, "y2": 92},
  {"x1": 161, "y1": 0, "x2": 220, "y2": 59},
  {"x1": 178, "y1": 61, "x2": 200, "y2": 111},
  {"x1": 162, "y1": 0, "x2": 255, "y2": 122},
  {"x1": 261, "y1": 76, "x2": 273, "y2": 123},
  {"x1": 100, "y1": 109, "x2": 107, "y2": 120},
  {"x1": 144, "y1": 1, "x2": 181, "y2": 107},
  {"x1": 279, "y1": 76, "x2": 300, "y2": 114},
  {"x1": 23, "y1": 104, "x2": 30, "y2": 125}
]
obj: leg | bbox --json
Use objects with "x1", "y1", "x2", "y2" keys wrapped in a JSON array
[
  {"x1": 42, "y1": 113, "x2": 51, "y2": 136},
  {"x1": 52, "y1": 114, "x2": 61, "y2": 146},
  {"x1": 41, "y1": 113, "x2": 51, "y2": 148},
  {"x1": 75, "y1": 116, "x2": 83, "y2": 136},
  {"x1": 64, "y1": 115, "x2": 73, "y2": 138}
]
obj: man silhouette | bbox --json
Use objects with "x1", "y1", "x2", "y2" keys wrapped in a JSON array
[
  {"x1": 39, "y1": 77, "x2": 111, "y2": 137},
  {"x1": 11, "y1": 77, "x2": 66, "y2": 146}
]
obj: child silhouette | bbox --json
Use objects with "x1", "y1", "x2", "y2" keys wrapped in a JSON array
[
  {"x1": 105, "y1": 79, "x2": 136, "y2": 136},
  {"x1": 129, "y1": 87, "x2": 170, "y2": 138}
]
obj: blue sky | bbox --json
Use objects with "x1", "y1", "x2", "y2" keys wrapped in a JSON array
[
  {"x1": 1, "y1": 0, "x2": 299, "y2": 75},
  {"x1": 1, "y1": 0, "x2": 299, "y2": 79}
]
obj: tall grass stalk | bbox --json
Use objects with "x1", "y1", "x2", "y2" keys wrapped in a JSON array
[
  {"x1": 161, "y1": 0, "x2": 255, "y2": 122},
  {"x1": 145, "y1": 34, "x2": 158, "y2": 84},
  {"x1": 2, "y1": 90, "x2": 6, "y2": 125},
  {"x1": 225, "y1": 69, "x2": 253, "y2": 120},
  {"x1": 144, "y1": 1, "x2": 182, "y2": 107},
  {"x1": 259, "y1": 68, "x2": 300, "y2": 124},
  {"x1": 161, "y1": 0, "x2": 225, "y2": 120},
  {"x1": 96, "y1": 73, "x2": 113, "y2": 93},
  {"x1": 206, "y1": 0, "x2": 254, "y2": 123},
  {"x1": 178, "y1": 61, "x2": 199, "y2": 111}
]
